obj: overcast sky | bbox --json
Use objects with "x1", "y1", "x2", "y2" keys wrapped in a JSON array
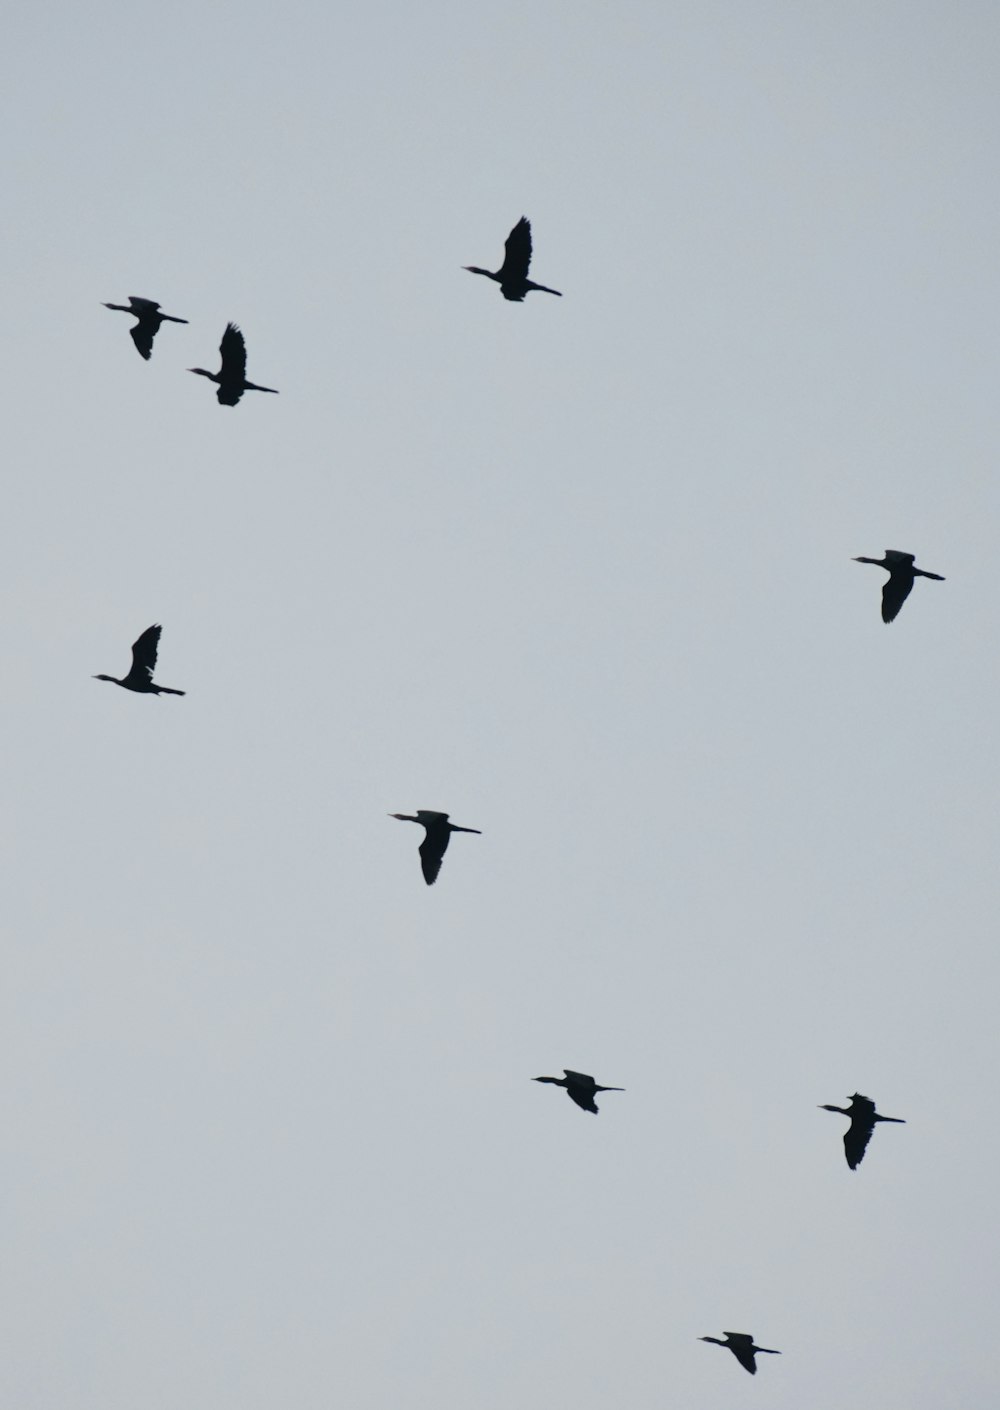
[{"x1": 4, "y1": 3, "x2": 999, "y2": 1407}]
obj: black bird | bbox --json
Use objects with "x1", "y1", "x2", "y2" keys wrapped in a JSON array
[
  {"x1": 93, "y1": 624, "x2": 185, "y2": 696},
  {"x1": 102, "y1": 296, "x2": 188, "y2": 360},
  {"x1": 464, "y1": 217, "x2": 562, "y2": 301},
  {"x1": 853, "y1": 549, "x2": 945, "y2": 623},
  {"x1": 532, "y1": 1070, "x2": 623, "y2": 1115},
  {"x1": 389, "y1": 810, "x2": 481, "y2": 885},
  {"x1": 699, "y1": 1332, "x2": 781, "y2": 1376},
  {"x1": 188, "y1": 323, "x2": 278, "y2": 406},
  {"x1": 819, "y1": 1092, "x2": 905, "y2": 1170}
]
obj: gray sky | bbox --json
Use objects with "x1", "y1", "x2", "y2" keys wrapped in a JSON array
[{"x1": 4, "y1": 3, "x2": 999, "y2": 1407}]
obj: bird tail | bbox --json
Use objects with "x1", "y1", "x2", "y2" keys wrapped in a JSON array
[
  {"x1": 157, "y1": 687, "x2": 186, "y2": 696},
  {"x1": 526, "y1": 281, "x2": 562, "y2": 296}
]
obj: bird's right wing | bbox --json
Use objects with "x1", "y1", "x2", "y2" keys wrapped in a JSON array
[
  {"x1": 500, "y1": 217, "x2": 532, "y2": 281},
  {"x1": 219, "y1": 323, "x2": 247, "y2": 381},
  {"x1": 419, "y1": 831, "x2": 448, "y2": 885},
  {"x1": 130, "y1": 322, "x2": 155, "y2": 360},
  {"x1": 130, "y1": 624, "x2": 161, "y2": 682},
  {"x1": 881, "y1": 574, "x2": 913, "y2": 623},
  {"x1": 731, "y1": 1345, "x2": 757, "y2": 1374},
  {"x1": 843, "y1": 1120, "x2": 874, "y2": 1169}
]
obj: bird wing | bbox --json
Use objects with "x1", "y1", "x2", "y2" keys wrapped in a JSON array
[
  {"x1": 843, "y1": 1115, "x2": 876, "y2": 1169},
  {"x1": 419, "y1": 827, "x2": 450, "y2": 885},
  {"x1": 129, "y1": 321, "x2": 155, "y2": 360},
  {"x1": 219, "y1": 323, "x2": 247, "y2": 382},
  {"x1": 565, "y1": 1086, "x2": 599, "y2": 1113},
  {"x1": 129, "y1": 624, "x2": 161, "y2": 683},
  {"x1": 724, "y1": 1336, "x2": 757, "y2": 1374},
  {"x1": 881, "y1": 572, "x2": 913, "y2": 623},
  {"x1": 500, "y1": 217, "x2": 532, "y2": 281},
  {"x1": 128, "y1": 297, "x2": 160, "y2": 312},
  {"x1": 216, "y1": 384, "x2": 244, "y2": 406}
]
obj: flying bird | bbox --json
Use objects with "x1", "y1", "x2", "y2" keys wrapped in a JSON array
[
  {"x1": 464, "y1": 217, "x2": 562, "y2": 301},
  {"x1": 102, "y1": 296, "x2": 188, "y2": 360},
  {"x1": 819, "y1": 1092, "x2": 905, "y2": 1170},
  {"x1": 853, "y1": 549, "x2": 944, "y2": 622},
  {"x1": 532, "y1": 1070, "x2": 623, "y2": 1115},
  {"x1": 188, "y1": 323, "x2": 279, "y2": 405},
  {"x1": 389, "y1": 810, "x2": 481, "y2": 885},
  {"x1": 93, "y1": 624, "x2": 185, "y2": 696},
  {"x1": 699, "y1": 1332, "x2": 781, "y2": 1376}
]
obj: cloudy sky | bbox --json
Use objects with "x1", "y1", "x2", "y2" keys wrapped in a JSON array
[{"x1": 4, "y1": 3, "x2": 999, "y2": 1407}]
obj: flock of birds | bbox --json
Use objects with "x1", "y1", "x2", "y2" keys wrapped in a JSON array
[{"x1": 99, "y1": 215, "x2": 927, "y2": 1384}]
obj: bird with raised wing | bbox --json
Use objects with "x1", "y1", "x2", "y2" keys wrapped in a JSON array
[
  {"x1": 699, "y1": 1332, "x2": 781, "y2": 1376},
  {"x1": 853, "y1": 549, "x2": 944, "y2": 622},
  {"x1": 464, "y1": 217, "x2": 562, "y2": 301},
  {"x1": 93, "y1": 624, "x2": 185, "y2": 696},
  {"x1": 103, "y1": 296, "x2": 188, "y2": 360},
  {"x1": 389, "y1": 810, "x2": 481, "y2": 885},
  {"x1": 188, "y1": 323, "x2": 279, "y2": 406},
  {"x1": 819, "y1": 1092, "x2": 905, "y2": 1170},
  {"x1": 532, "y1": 1070, "x2": 623, "y2": 1115}
]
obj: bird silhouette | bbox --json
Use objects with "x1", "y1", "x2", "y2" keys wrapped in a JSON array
[
  {"x1": 102, "y1": 296, "x2": 188, "y2": 360},
  {"x1": 389, "y1": 810, "x2": 481, "y2": 885},
  {"x1": 93, "y1": 624, "x2": 185, "y2": 696},
  {"x1": 464, "y1": 217, "x2": 562, "y2": 301},
  {"x1": 853, "y1": 549, "x2": 944, "y2": 622},
  {"x1": 532, "y1": 1070, "x2": 623, "y2": 1115},
  {"x1": 699, "y1": 1332, "x2": 781, "y2": 1376},
  {"x1": 188, "y1": 323, "x2": 278, "y2": 405},
  {"x1": 819, "y1": 1092, "x2": 905, "y2": 1170}
]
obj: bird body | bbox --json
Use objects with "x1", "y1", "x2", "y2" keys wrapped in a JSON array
[
  {"x1": 93, "y1": 624, "x2": 185, "y2": 696},
  {"x1": 819, "y1": 1092, "x2": 905, "y2": 1169},
  {"x1": 188, "y1": 322, "x2": 278, "y2": 405},
  {"x1": 699, "y1": 1332, "x2": 781, "y2": 1375},
  {"x1": 103, "y1": 295, "x2": 188, "y2": 360},
  {"x1": 532, "y1": 1069, "x2": 624, "y2": 1114},
  {"x1": 464, "y1": 217, "x2": 562, "y2": 301},
  {"x1": 389, "y1": 810, "x2": 481, "y2": 885},
  {"x1": 853, "y1": 549, "x2": 944, "y2": 622}
]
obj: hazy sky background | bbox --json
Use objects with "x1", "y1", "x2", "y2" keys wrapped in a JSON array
[{"x1": 4, "y1": 4, "x2": 999, "y2": 1407}]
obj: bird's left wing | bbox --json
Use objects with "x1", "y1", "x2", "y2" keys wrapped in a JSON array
[
  {"x1": 501, "y1": 217, "x2": 532, "y2": 281},
  {"x1": 219, "y1": 323, "x2": 247, "y2": 381},
  {"x1": 130, "y1": 624, "x2": 161, "y2": 682}
]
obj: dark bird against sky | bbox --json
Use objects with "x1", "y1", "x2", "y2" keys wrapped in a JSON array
[
  {"x1": 464, "y1": 217, "x2": 562, "y2": 301},
  {"x1": 102, "y1": 295, "x2": 188, "y2": 360},
  {"x1": 853, "y1": 549, "x2": 945, "y2": 623},
  {"x1": 188, "y1": 323, "x2": 279, "y2": 406},
  {"x1": 93, "y1": 624, "x2": 185, "y2": 696},
  {"x1": 389, "y1": 810, "x2": 481, "y2": 885},
  {"x1": 819, "y1": 1092, "x2": 905, "y2": 1170},
  {"x1": 532, "y1": 1069, "x2": 624, "y2": 1115},
  {"x1": 699, "y1": 1332, "x2": 781, "y2": 1376}
]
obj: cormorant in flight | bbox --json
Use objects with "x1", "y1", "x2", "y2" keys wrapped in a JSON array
[
  {"x1": 532, "y1": 1070, "x2": 623, "y2": 1114},
  {"x1": 819, "y1": 1092, "x2": 905, "y2": 1169},
  {"x1": 93, "y1": 624, "x2": 185, "y2": 696},
  {"x1": 188, "y1": 323, "x2": 278, "y2": 405},
  {"x1": 389, "y1": 810, "x2": 481, "y2": 885},
  {"x1": 464, "y1": 217, "x2": 562, "y2": 301},
  {"x1": 853, "y1": 549, "x2": 944, "y2": 622},
  {"x1": 699, "y1": 1333, "x2": 781, "y2": 1375},
  {"x1": 102, "y1": 296, "x2": 188, "y2": 360}
]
